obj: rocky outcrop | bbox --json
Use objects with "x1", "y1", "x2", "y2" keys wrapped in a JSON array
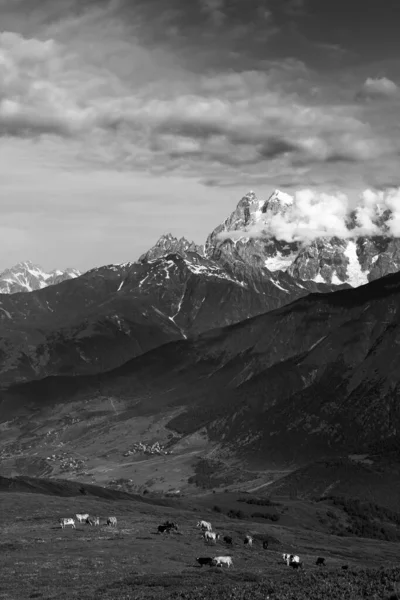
[{"x1": 139, "y1": 233, "x2": 204, "y2": 262}]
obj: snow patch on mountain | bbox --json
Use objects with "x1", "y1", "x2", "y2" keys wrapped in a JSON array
[
  {"x1": 344, "y1": 241, "x2": 369, "y2": 287},
  {"x1": 264, "y1": 252, "x2": 298, "y2": 272},
  {"x1": 184, "y1": 260, "x2": 247, "y2": 287},
  {"x1": 331, "y1": 273, "x2": 343, "y2": 285},
  {"x1": 270, "y1": 279, "x2": 290, "y2": 293},
  {"x1": 312, "y1": 272, "x2": 326, "y2": 284}
]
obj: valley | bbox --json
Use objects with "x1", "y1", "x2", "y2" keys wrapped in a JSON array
[{"x1": 2, "y1": 189, "x2": 400, "y2": 599}]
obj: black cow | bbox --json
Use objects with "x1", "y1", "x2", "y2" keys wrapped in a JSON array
[
  {"x1": 196, "y1": 557, "x2": 214, "y2": 567},
  {"x1": 158, "y1": 525, "x2": 170, "y2": 534},
  {"x1": 289, "y1": 561, "x2": 303, "y2": 569},
  {"x1": 316, "y1": 557, "x2": 326, "y2": 566},
  {"x1": 223, "y1": 536, "x2": 233, "y2": 545},
  {"x1": 342, "y1": 565, "x2": 349, "y2": 570},
  {"x1": 262, "y1": 540, "x2": 269, "y2": 550},
  {"x1": 158, "y1": 523, "x2": 178, "y2": 534}
]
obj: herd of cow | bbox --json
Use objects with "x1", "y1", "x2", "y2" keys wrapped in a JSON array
[
  {"x1": 58, "y1": 513, "x2": 117, "y2": 528},
  {"x1": 58, "y1": 514, "x2": 349, "y2": 571},
  {"x1": 192, "y1": 520, "x2": 303, "y2": 570},
  {"x1": 158, "y1": 519, "x2": 344, "y2": 571}
]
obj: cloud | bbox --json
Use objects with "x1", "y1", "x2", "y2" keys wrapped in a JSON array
[
  {"x1": 200, "y1": 0, "x2": 227, "y2": 27},
  {"x1": 0, "y1": 31, "x2": 96, "y2": 138},
  {"x1": 282, "y1": 0, "x2": 307, "y2": 16},
  {"x1": 0, "y1": 18, "x2": 394, "y2": 183},
  {"x1": 216, "y1": 187, "x2": 400, "y2": 244},
  {"x1": 2, "y1": 0, "x2": 400, "y2": 272},
  {"x1": 357, "y1": 77, "x2": 399, "y2": 100}
]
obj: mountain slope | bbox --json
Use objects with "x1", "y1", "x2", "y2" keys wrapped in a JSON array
[
  {"x1": 0, "y1": 250, "x2": 341, "y2": 387},
  {"x1": 264, "y1": 455, "x2": 400, "y2": 511},
  {"x1": 3, "y1": 271, "x2": 400, "y2": 476},
  {"x1": 0, "y1": 261, "x2": 81, "y2": 293}
]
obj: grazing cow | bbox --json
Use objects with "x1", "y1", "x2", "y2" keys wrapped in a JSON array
[
  {"x1": 283, "y1": 553, "x2": 300, "y2": 566},
  {"x1": 212, "y1": 556, "x2": 233, "y2": 568},
  {"x1": 289, "y1": 561, "x2": 303, "y2": 569},
  {"x1": 158, "y1": 524, "x2": 177, "y2": 534},
  {"x1": 86, "y1": 516, "x2": 100, "y2": 526},
  {"x1": 107, "y1": 516, "x2": 117, "y2": 527},
  {"x1": 196, "y1": 557, "x2": 214, "y2": 567},
  {"x1": 223, "y1": 535, "x2": 233, "y2": 545},
  {"x1": 262, "y1": 540, "x2": 269, "y2": 550},
  {"x1": 163, "y1": 521, "x2": 178, "y2": 530},
  {"x1": 158, "y1": 525, "x2": 169, "y2": 534},
  {"x1": 59, "y1": 518, "x2": 75, "y2": 529},
  {"x1": 316, "y1": 557, "x2": 326, "y2": 566},
  {"x1": 76, "y1": 513, "x2": 89, "y2": 524},
  {"x1": 204, "y1": 531, "x2": 220, "y2": 543},
  {"x1": 282, "y1": 553, "x2": 290, "y2": 564},
  {"x1": 197, "y1": 520, "x2": 212, "y2": 532},
  {"x1": 342, "y1": 565, "x2": 349, "y2": 570},
  {"x1": 244, "y1": 535, "x2": 253, "y2": 546}
]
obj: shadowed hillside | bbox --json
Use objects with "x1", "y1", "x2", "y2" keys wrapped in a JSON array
[{"x1": 2, "y1": 271, "x2": 400, "y2": 482}]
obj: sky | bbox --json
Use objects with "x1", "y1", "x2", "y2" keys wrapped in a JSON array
[{"x1": 1, "y1": 0, "x2": 400, "y2": 271}]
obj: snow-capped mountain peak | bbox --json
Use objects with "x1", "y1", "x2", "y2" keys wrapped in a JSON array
[
  {"x1": 204, "y1": 188, "x2": 400, "y2": 289},
  {"x1": 268, "y1": 189, "x2": 294, "y2": 205},
  {"x1": 262, "y1": 189, "x2": 294, "y2": 217},
  {"x1": 0, "y1": 262, "x2": 81, "y2": 294}
]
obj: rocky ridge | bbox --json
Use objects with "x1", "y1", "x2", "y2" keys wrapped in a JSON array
[{"x1": 139, "y1": 233, "x2": 204, "y2": 262}]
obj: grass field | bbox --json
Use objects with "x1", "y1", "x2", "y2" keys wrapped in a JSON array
[{"x1": 1, "y1": 485, "x2": 400, "y2": 599}]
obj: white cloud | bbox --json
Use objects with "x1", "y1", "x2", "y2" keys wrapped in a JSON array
[
  {"x1": 0, "y1": 31, "x2": 97, "y2": 137},
  {"x1": 0, "y1": 28, "x2": 388, "y2": 177},
  {"x1": 358, "y1": 77, "x2": 399, "y2": 100},
  {"x1": 217, "y1": 187, "x2": 400, "y2": 244}
]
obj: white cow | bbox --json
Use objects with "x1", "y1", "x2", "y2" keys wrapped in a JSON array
[
  {"x1": 76, "y1": 513, "x2": 89, "y2": 524},
  {"x1": 197, "y1": 520, "x2": 212, "y2": 532},
  {"x1": 107, "y1": 516, "x2": 117, "y2": 527},
  {"x1": 244, "y1": 535, "x2": 253, "y2": 546},
  {"x1": 87, "y1": 516, "x2": 100, "y2": 526},
  {"x1": 59, "y1": 518, "x2": 75, "y2": 529},
  {"x1": 283, "y1": 553, "x2": 300, "y2": 566},
  {"x1": 212, "y1": 556, "x2": 233, "y2": 568},
  {"x1": 204, "y1": 531, "x2": 220, "y2": 543}
]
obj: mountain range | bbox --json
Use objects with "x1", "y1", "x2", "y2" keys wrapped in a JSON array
[
  {"x1": 4, "y1": 189, "x2": 400, "y2": 296},
  {"x1": 1, "y1": 188, "x2": 400, "y2": 490},
  {"x1": 0, "y1": 261, "x2": 81, "y2": 294}
]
